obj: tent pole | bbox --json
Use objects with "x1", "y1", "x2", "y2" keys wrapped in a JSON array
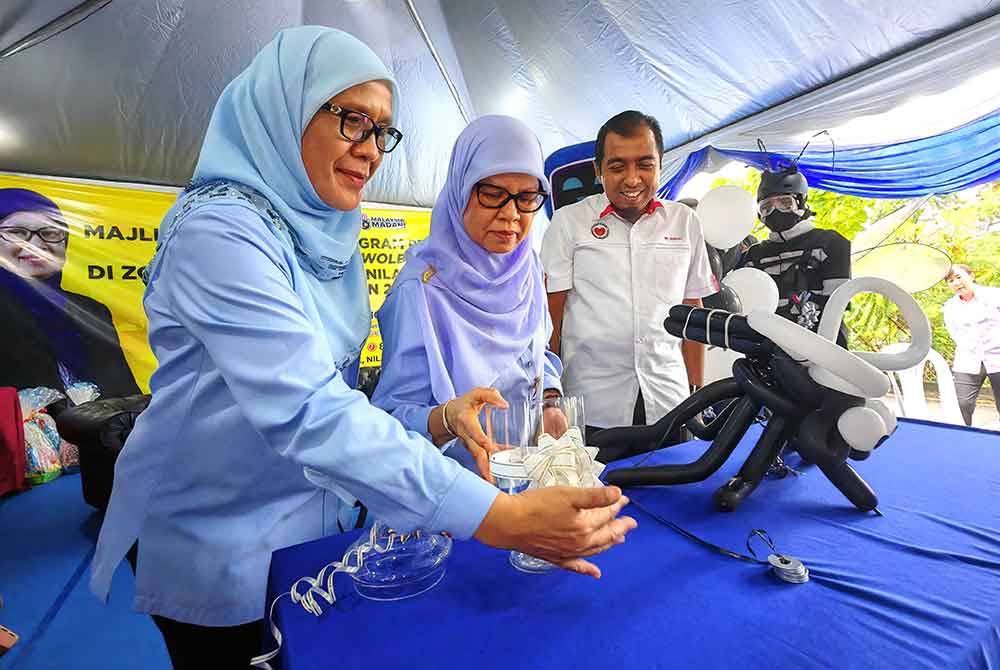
[
  {"x1": 0, "y1": 0, "x2": 114, "y2": 61},
  {"x1": 403, "y1": 0, "x2": 472, "y2": 124}
]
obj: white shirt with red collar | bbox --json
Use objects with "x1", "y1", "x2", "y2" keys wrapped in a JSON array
[{"x1": 540, "y1": 193, "x2": 718, "y2": 428}]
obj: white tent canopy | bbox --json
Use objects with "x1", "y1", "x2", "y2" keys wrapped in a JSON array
[
  {"x1": 660, "y1": 13, "x2": 1000, "y2": 182},
  {"x1": 1, "y1": 1, "x2": 998, "y2": 206}
]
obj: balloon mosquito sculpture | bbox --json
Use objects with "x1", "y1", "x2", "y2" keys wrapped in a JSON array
[{"x1": 595, "y1": 276, "x2": 931, "y2": 513}]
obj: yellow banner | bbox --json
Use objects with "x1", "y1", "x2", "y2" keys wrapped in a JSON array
[
  {"x1": 0, "y1": 174, "x2": 429, "y2": 395},
  {"x1": 359, "y1": 208, "x2": 431, "y2": 367}
]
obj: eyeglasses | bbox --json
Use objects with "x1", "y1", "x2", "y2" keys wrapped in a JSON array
[
  {"x1": 474, "y1": 182, "x2": 548, "y2": 213},
  {"x1": 758, "y1": 194, "x2": 801, "y2": 217},
  {"x1": 319, "y1": 103, "x2": 403, "y2": 153},
  {"x1": 0, "y1": 227, "x2": 68, "y2": 244}
]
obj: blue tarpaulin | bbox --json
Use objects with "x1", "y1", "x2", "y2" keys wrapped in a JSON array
[{"x1": 650, "y1": 109, "x2": 1000, "y2": 200}]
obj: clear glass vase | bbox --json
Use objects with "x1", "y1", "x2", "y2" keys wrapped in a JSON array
[{"x1": 487, "y1": 396, "x2": 587, "y2": 574}]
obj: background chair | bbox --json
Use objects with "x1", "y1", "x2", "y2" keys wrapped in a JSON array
[
  {"x1": 55, "y1": 394, "x2": 151, "y2": 509},
  {"x1": 880, "y1": 343, "x2": 963, "y2": 424}
]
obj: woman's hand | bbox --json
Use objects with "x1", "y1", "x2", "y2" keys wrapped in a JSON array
[
  {"x1": 473, "y1": 485, "x2": 637, "y2": 578},
  {"x1": 541, "y1": 405, "x2": 570, "y2": 439},
  {"x1": 435, "y1": 387, "x2": 508, "y2": 482}
]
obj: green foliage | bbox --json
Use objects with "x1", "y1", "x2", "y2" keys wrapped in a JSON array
[
  {"x1": 707, "y1": 169, "x2": 1000, "y2": 381},
  {"x1": 809, "y1": 189, "x2": 873, "y2": 240}
]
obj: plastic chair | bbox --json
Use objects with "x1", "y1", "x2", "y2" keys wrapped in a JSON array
[{"x1": 880, "y1": 343, "x2": 964, "y2": 424}]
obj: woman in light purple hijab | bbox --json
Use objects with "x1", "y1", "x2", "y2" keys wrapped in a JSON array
[{"x1": 372, "y1": 115, "x2": 563, "y2": 480}]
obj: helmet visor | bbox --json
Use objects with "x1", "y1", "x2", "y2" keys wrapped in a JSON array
[{"x1": 758, "y1": 194, "x2": 801, "y2": 217}]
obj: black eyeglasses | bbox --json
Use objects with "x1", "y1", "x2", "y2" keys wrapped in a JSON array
[
  {"x1": 474, "y1": 182, "x2": 548, "y2": 213},
  {"x1": 0, "y1": 227, "x2": 68, "y2": 244},
  {"x1": 320, "y1": 103, "x2": 403, "y2": 153}
]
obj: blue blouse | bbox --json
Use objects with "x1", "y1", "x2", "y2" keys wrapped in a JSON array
[{"x1": 89, "y1": 197, "x2": 498, "y2": 627}]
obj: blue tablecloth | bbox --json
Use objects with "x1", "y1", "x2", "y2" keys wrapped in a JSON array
[{"x1": 266, "y1": 419, "x2": 1000, "y2": 670}]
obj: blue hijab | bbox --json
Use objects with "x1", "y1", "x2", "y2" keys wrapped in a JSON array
[
  {"x1": 154, "y1": 27, "x2": 397, "y2": 369},
  {"x1": 387, "y1": 115, "x2": 549, "y2": 401},
  {"x1": 191, "y1": 26, "x2": 397, "y2": 280}
]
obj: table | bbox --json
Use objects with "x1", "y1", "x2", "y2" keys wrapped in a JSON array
[{"x1": 266, "y1": 419, "x2": 1000, "y2": 669}]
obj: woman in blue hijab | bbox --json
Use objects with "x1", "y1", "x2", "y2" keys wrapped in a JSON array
[
  {"x1": 89, "y1": 27, "x2": 634, "y2": 667},
  {"x1": 373, "y1": 116, "x2": 563, "y2": 479}
]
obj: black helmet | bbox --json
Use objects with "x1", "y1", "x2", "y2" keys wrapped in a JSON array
[{"x1": 757, "y1": 166, "x2": 808, "y2": 201}]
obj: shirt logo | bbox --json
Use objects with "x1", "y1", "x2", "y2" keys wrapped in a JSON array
[
  {"x1": 664, "y1": 235, "x2": 683, "y2": 241},
  {"x1": 591, "y1": 223, "x2": 609, "y2": 239}
]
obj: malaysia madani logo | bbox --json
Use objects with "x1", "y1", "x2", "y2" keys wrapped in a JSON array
[
  {"x1": 361, "y1": 213, "x2": 405, "y2": 230},
  {"x1": 591, "y1": 222, "x2": 609, "y2": 239}
]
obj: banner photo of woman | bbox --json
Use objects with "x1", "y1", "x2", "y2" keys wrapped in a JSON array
[{"x1": 0, "y1": 174, "x2": 428, "y2": 396}]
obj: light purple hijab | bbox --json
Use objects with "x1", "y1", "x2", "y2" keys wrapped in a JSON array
[{"x1": 385, "y1": 115, "x2": 549, "y2": 402}]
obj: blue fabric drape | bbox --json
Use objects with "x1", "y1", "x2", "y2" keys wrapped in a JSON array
[
  {"x1": 675, "y1": 109, "x2": 1000, "y2": 199},
  {"x1": 658, "y1": 147, "x2": 710, "y2": 199}
]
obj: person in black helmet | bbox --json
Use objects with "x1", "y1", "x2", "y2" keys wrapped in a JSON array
[{"x1": 737, "y1": 166, "x2": 851, "y2": 345}]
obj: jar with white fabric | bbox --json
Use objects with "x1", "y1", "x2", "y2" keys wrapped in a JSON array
[{"x1": 488, "y1": 396, "x2": 605, "y2": 573}]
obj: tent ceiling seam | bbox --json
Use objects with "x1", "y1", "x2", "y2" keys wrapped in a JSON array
[
  {"x1": 0, "y1": 0, "x2": 113, "y2": 61},
  {"x1": 403, "y1": 0, "x2": 471, "y2": 124}
]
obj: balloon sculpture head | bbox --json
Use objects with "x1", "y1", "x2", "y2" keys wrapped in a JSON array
[
  {"x1": 594, "y1": 277, "x2": 931, "y2": 513},
  {"x1": 757, "y1": 165, "x2": 813, "y2": 234}
]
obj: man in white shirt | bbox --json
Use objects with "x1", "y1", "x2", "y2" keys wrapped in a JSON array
[
  {"x1": 541, "y1": 111, "x2": 717, "y2": 438},
  {"x1": 942, "y1": 263, "x2": 1000, "y2": 426}
]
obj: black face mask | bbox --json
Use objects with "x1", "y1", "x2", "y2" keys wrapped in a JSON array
[{"x1": 763, "y1": 210, "x2": 800, "y2": 233}]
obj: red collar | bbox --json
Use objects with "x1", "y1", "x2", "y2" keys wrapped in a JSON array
[{"x1": 599, "y1": 199, "x2": 663, "y2": 220}]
